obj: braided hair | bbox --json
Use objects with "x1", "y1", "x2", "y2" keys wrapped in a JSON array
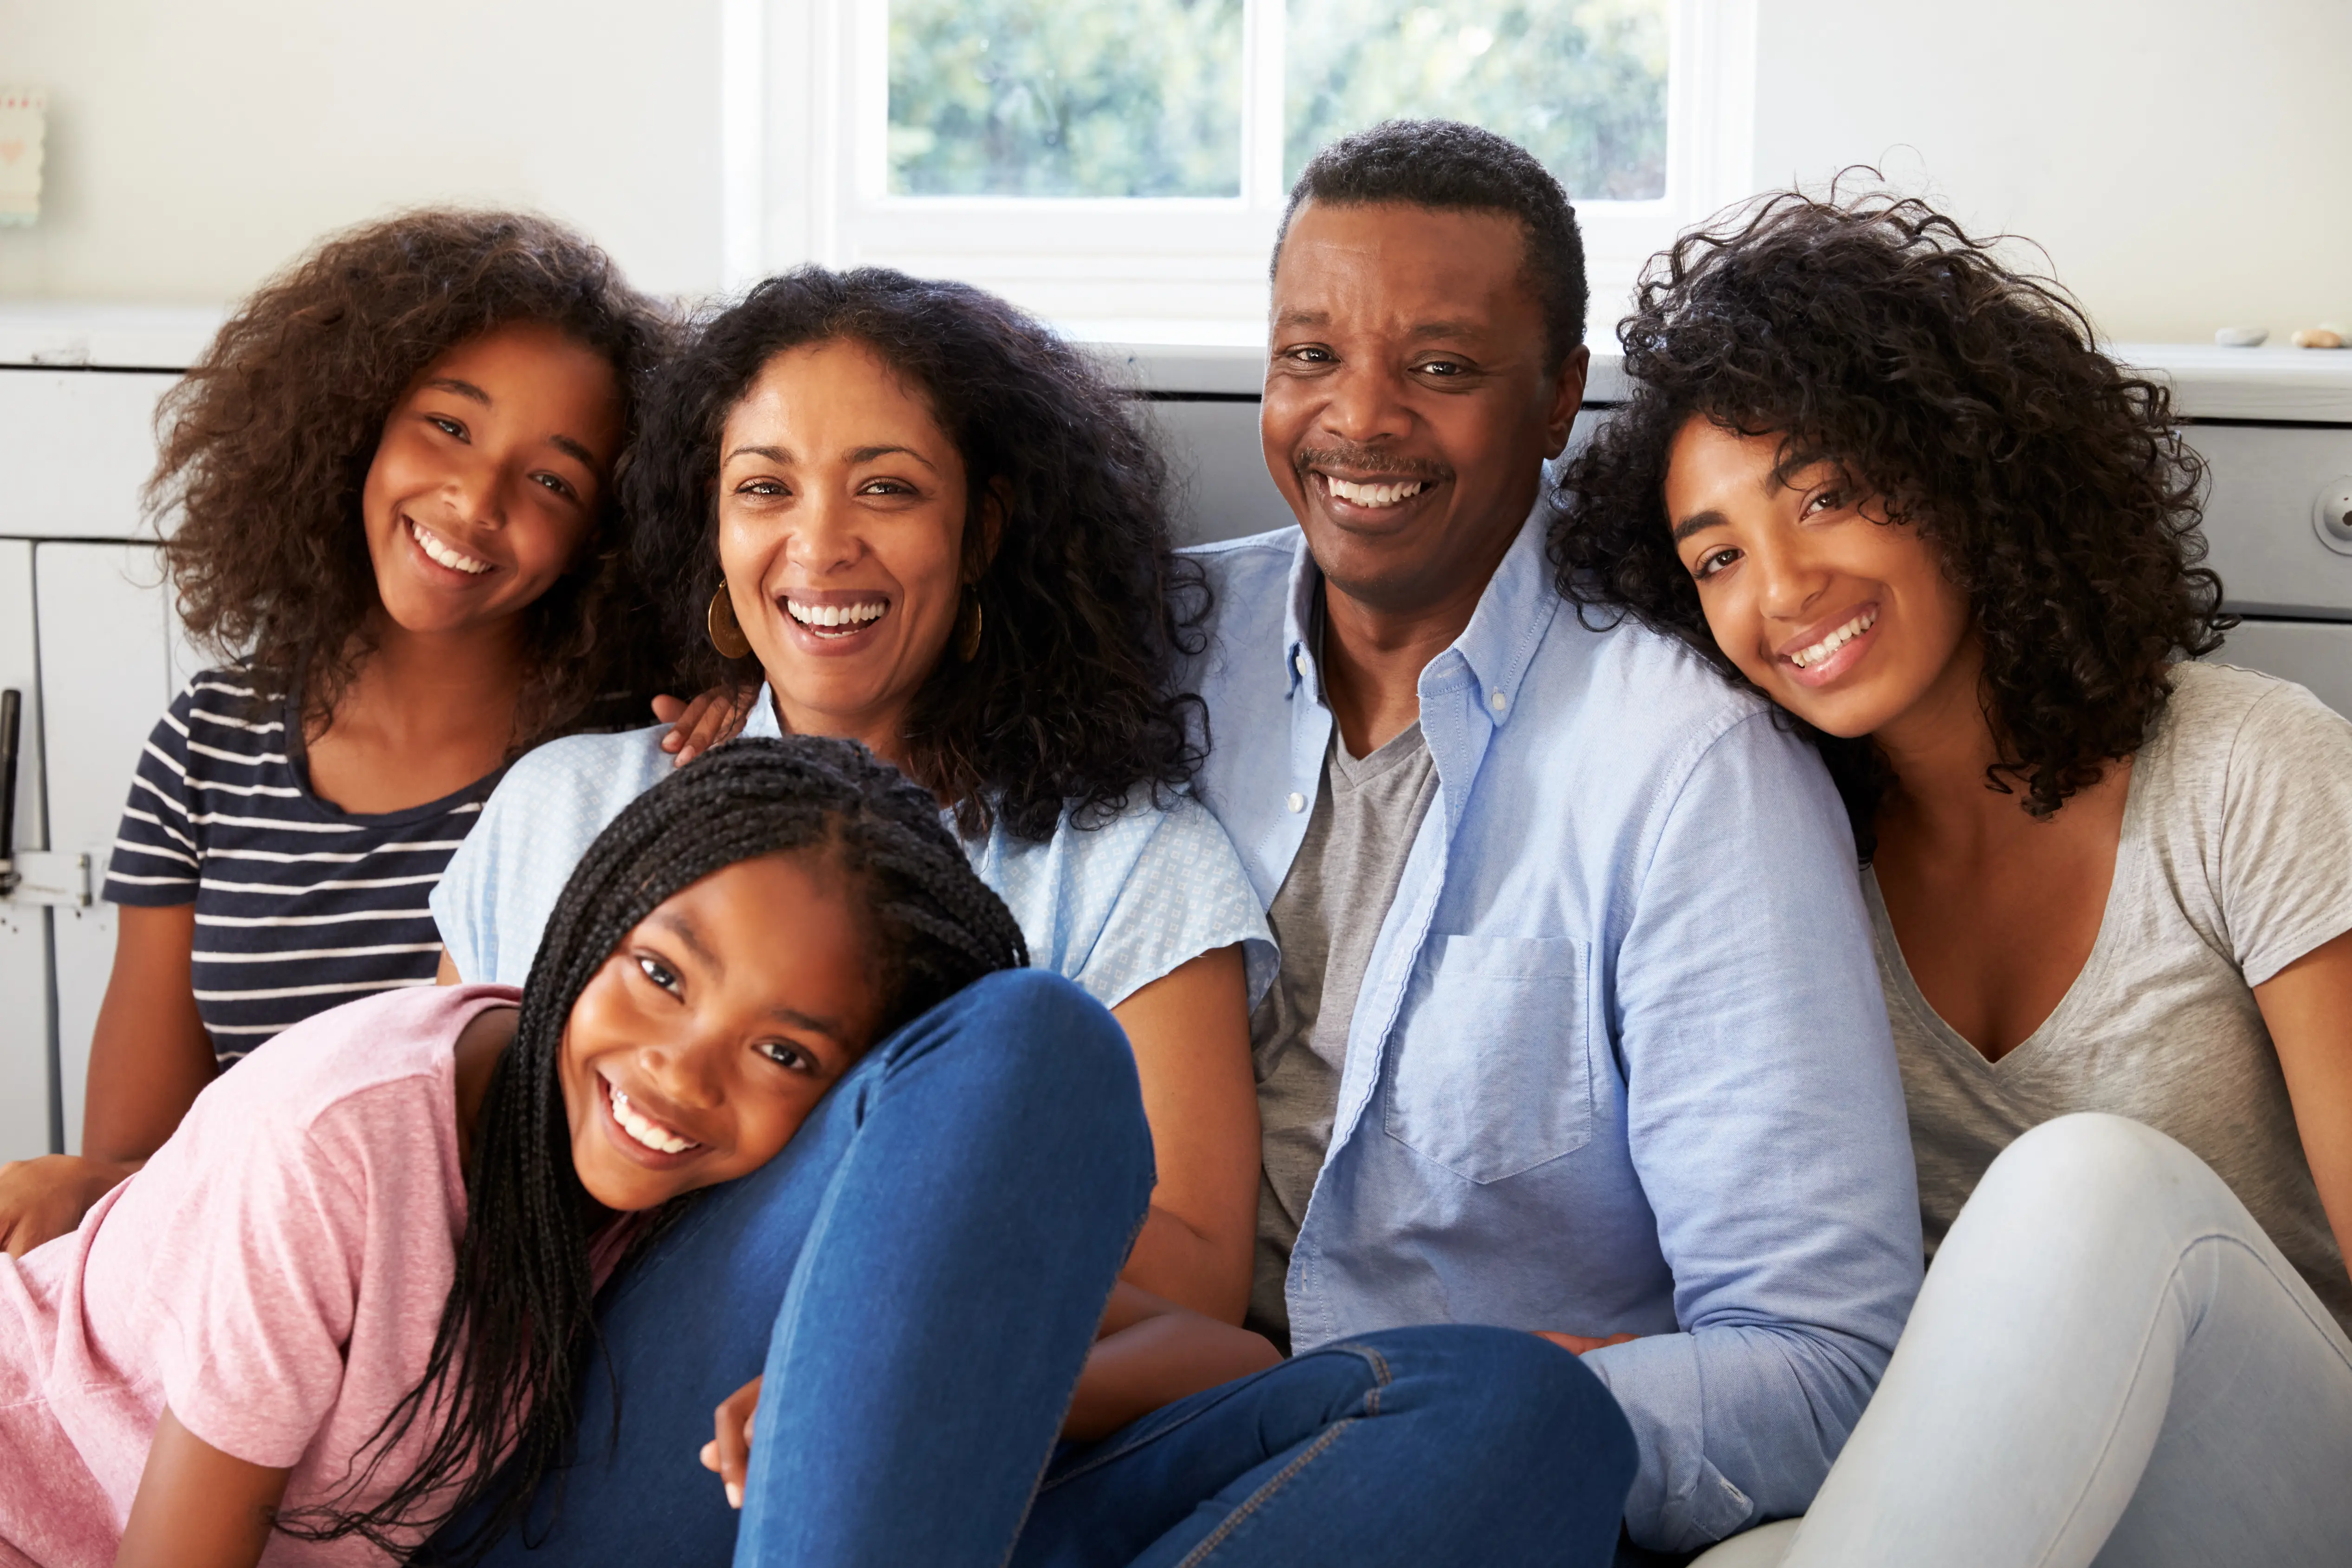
[{"x1": 283, "y1": 735, "x2": 1026, "y2": 1556}]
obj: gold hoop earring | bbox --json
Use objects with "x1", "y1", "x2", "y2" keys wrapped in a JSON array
[
  {"x1": 954, "y1": 588, "x2": 984, "y2": 663},
  {"x1": 707, "y1": 586, "x2": 753, "y2": 659}
]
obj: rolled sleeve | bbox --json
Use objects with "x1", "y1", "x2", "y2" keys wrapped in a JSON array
[{"x1": 1591, "y1": 712, "x2": 1922, "y2": 1551}]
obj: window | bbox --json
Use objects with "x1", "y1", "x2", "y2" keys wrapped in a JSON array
[{"x1": 734, "y1": 0, "x2": 1753, "y2": 343}]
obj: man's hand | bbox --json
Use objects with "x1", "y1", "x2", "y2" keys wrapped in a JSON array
[
  {"x1": 0, "y1": 1154, "x2": 134, "y2": 1257},
  {"x1": 699, "y1": 1374, "x2": 761, "y2": 1509},
  {"x1": 653, "y1": 686, "x2": 757, "y2": 768},
  {"x1": 1534, "y1": 1331, "x2": 1639, "y2": 1356}
]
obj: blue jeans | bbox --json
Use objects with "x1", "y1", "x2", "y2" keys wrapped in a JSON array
[
  {"x1": 1014, "y1": 1324, "x2": 1638, "y2": 1568},
  {"x1": 440, "y1": 968, "x2": 1157, "y2": 1568}
]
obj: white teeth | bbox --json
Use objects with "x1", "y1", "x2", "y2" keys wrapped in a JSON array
[
  {"x1": 1789, "y1": 609, "x2": 1878, "y2": 670},
  {"x1": 409, "y1": 518, "x2": 492, "y2": 575},
  {"x1": 608, "y1": 1084, "x2": 695, "y2": 1155},
  {"x1": 1324, "y1": 476, "x2": 1429, "y2": 509},
  {"x1": 785, "y1": 598, "x2": 888, "y2": 632}
]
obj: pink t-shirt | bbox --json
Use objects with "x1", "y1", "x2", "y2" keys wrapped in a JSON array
[{"x1": 0, "y1": 983, "x2": 519, "y2": 1567}]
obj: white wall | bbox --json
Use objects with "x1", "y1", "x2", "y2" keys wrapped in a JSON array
[
  {"x1": 1, "y1": 0, "x2": 2347, "y2": 345},
  {"x1": 1752, "y1": 0, "x2": 2352, "y2": 344},
  {"x1": 0, "y1": 0, "x2": 724, "y2": 304}
]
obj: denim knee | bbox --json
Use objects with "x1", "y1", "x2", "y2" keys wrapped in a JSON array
[
  {"x1": 1333, "y1": 1323, "x2": 1637, "y2": 1472},
  {"x1": 1963, "y1": 1113, "x2": 2232, "y2": 1250}
]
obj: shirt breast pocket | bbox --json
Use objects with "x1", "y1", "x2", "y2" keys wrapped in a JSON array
[{"x1": 1382, "y1": 935, "x2": 1594, "y2": 1184}]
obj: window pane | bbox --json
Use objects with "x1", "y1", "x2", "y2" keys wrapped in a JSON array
[
  {"x1": 1286, "y1": 0, "x2": 1668, "y2": 199},
  {"x1": 889, "y1": 0, "x2": 1245, "y2": 197}
]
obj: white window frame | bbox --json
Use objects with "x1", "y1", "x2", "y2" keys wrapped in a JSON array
[{"x1": 729, "y1": 0, "x2": 1755, "y2": 345}]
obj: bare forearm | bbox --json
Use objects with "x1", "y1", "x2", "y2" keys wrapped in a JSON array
[
  {"x1": 1065, "y1": 1309, "x2": 1280, "y2": 1441},
  {"x1": 1120, "y1": 1204, "x2": 1253, "y2": 1325},
  {"x1": 85, "y1": 905, "x2": 216, "y2": 1164}
]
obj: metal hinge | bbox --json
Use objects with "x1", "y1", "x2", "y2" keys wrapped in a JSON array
[{"x1": 0, "y1": 849, "x2": 93, "y2": 908}]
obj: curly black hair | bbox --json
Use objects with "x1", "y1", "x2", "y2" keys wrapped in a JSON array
[
  {"x1": 629, "y1": 265, "x2": 1210, "y2": 843},
  {"x1": 149, "y1": 209, "x2": 675, "y2": 747},
  {"x1": 1548, "y1": 187, "x2": 2228, "y2": 848},
  {"x1": 1277, "y1": 118, "x2": 1588, "y2": 370}
]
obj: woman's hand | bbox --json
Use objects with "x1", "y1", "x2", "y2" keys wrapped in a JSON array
[
  {"x1": 0, "y1": 1154, "x2": 134, "y2": 1257},
  {"x1": 1533, "y1": 1331, "x2": 1639, "y2": 1356},
  {"x1": 653, "y1": 686, "x2": 757, "y2": 768},
  {"x1": 116, "y1": 1405, "x2": 290, "y2": 1568},
  {"x1": 701, "y1": 1375, "x2": 761, "y2": 1510}
]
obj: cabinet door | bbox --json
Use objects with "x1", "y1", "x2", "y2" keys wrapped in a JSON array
[
  {"x1": 2215, "y1": 620, "x2": 2352, "y2": 723},
  {"x1": 33, "y1": 542, "x2": 178, "y2": 1155},
  {"x1": 0, "y1": 541, "x2": 55, "y2": 1160},
  {"x1": 0, "y1": 371, "x2": 180, "y2": 541}
]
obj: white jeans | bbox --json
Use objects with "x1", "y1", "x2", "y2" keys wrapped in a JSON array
[{"x1": 1693, "y1": 1113, "x2": 2352, "y2": 1568}]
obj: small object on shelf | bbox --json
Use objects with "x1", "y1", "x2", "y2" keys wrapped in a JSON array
[
  {"x1": 0, "y1": 89, "x2": 42, "y2": 227},
  {"x1": 2290, "y1": 327, "x2": 2345, "y2": 349},
  {"x1": 2213, "y1": 326, "x2": 2269, "y2": 348}
]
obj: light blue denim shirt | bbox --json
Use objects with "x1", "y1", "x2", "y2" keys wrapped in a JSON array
[
  {"x1": 1184, "y1": 515, "x2": 1922, "y2": 1553},
  {"x1": 431, "y1": 696, "x2": 1273, "y2": 1012}
]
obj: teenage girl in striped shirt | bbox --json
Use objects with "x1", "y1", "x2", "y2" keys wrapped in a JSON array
[{"x1": 0, "y1": 211, "x2": 670, "y2": 1253}]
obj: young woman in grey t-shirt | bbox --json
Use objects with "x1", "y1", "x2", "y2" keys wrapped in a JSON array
[{"x1": 1553, "y1": 191, "x2": 2352, "y2": 1568}]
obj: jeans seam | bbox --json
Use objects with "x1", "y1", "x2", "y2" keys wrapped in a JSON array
[
  {"x1": 1162, "y1": 1339, "x2": 1396, "y2": 1567},
  {"x1": 1170, "y1": 1417, "x2": 1356, "y2": 1568},
  {"x1": 2033, "y1": 1227, "x2": 2349, "y2": 1566}
]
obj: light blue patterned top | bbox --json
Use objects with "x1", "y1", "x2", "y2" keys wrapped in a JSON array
[{"x1": 430, "y1": 696, "x2": 1273, "y2": 1012}]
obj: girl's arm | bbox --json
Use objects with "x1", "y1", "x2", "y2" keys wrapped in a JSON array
[
  {"x1": 116, "y1": 1406, "x2": 290, "y2": 1568},
  {"x1": 2257, "y1": 925, "x2": 2352, "y2": 1285},
  {"x1": 0, "y1": 905, "x2": 215, "y2": 1255},
  {"x1": 1109, "y1": 945, "x2": 1260, "y2": 1324},
  {"x1": 700, "y1": 1283, "x2": 1280, "y2": 1503}
]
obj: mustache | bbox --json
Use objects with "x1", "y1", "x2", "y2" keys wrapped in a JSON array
[{"x1": 1293, "y1": 445, "x2": 1454, "y2": 484}]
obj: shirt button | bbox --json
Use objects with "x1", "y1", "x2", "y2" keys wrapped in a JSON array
[
  {"x1": 1287, "y1": 792, "x2": 1307, "y2": 813},
  {"x1": 1293, "y1": 651, "x2": 1310, "y2": 678},
  {"x1": 1490, "y1": 690, "x2": 1508, "y2": 713}
]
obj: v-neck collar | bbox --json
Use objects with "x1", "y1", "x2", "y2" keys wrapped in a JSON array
[{"x1": 1861, "y1": 755, "x2": 2149, "y2": 1075}]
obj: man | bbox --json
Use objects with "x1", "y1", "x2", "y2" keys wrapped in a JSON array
[{"x1": 1181, "y1": 120, "x2": 1921, "y2": 1555}]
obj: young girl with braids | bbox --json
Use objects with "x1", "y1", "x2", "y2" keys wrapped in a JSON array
[
  {"x1": 1553, "y1": 192, "x2": 2352, "y2": 1566},
  {"x1": 0, "y1": 211, "x2": 670, "y2": 1258},
  {"x1": 0, "y1": 736, "x2": 1210, "y2": 1567}
]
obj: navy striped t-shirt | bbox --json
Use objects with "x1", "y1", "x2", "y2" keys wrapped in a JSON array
[{"x1": 103, "y1": 670, "x2": 501, "y2": 1063}]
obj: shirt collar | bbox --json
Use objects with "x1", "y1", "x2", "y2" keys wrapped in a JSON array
[
  {"x1": 744, "y1": 687, "x2": 784, "y2": 739},
  {"x1": 1276, "y1": 500, "x2": 1559, "y2": 728}
]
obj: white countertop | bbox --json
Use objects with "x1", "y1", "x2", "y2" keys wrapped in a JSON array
[{"x1": 4, "y1": 304, "x2": 2349, "y2": 422}]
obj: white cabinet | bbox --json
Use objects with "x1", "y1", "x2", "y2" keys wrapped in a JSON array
[
  {"x1": 0, "y1": 372, "x2": 178, "y2": 540},
  {"x1": 0, "y1": 540, "x2": 55, "y2": 1161},
  {"x1": 0, "y1": 361, "x2": 186, "y2": 1163},
  {"x1": 32, "y1": 543, "x2": 180, "y2": 1153}
]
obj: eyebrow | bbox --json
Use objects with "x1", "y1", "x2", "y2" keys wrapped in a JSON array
[
  {"x1": 423, "y1": 377, "x2": 599, "y2": 470},
  {"x1": 422, "y1": 376, "x2": 491, "y2": 405},
  {"x1": 1671, "y1": 509, "x2": 1728, "y2": 545},
  {"x1": 649, "y1": 908, "x2": 720, "y2": 974},
  {"x1": 723, "y1": 442, "x2": 939, "y2": 474},
  {"x1": 766, "y1": 1004, "x2": 855, "y2": 1047},
  {"x1": 848, "y1": 444, "x2": 937, "y2": 472}
]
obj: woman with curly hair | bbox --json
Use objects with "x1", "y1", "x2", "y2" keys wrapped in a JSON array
[
  {"x1": 1553, "y1": 192, "x2": 2352, "y2": 1565},
  {"x1": 0, "y1": 212, "x2": 672, "y2": 1259},
  {"x1": 427, "y1": 265, "x2": 1279, "y2": 1537}
]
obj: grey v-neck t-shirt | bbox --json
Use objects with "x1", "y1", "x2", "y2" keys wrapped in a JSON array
[
  {"x1": 1869, "y1": 662, "x2": 2352, "y2": 1329},
  {"x1": 1246, "y1": 720, "x2": 1441, "y2": 1344}
]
